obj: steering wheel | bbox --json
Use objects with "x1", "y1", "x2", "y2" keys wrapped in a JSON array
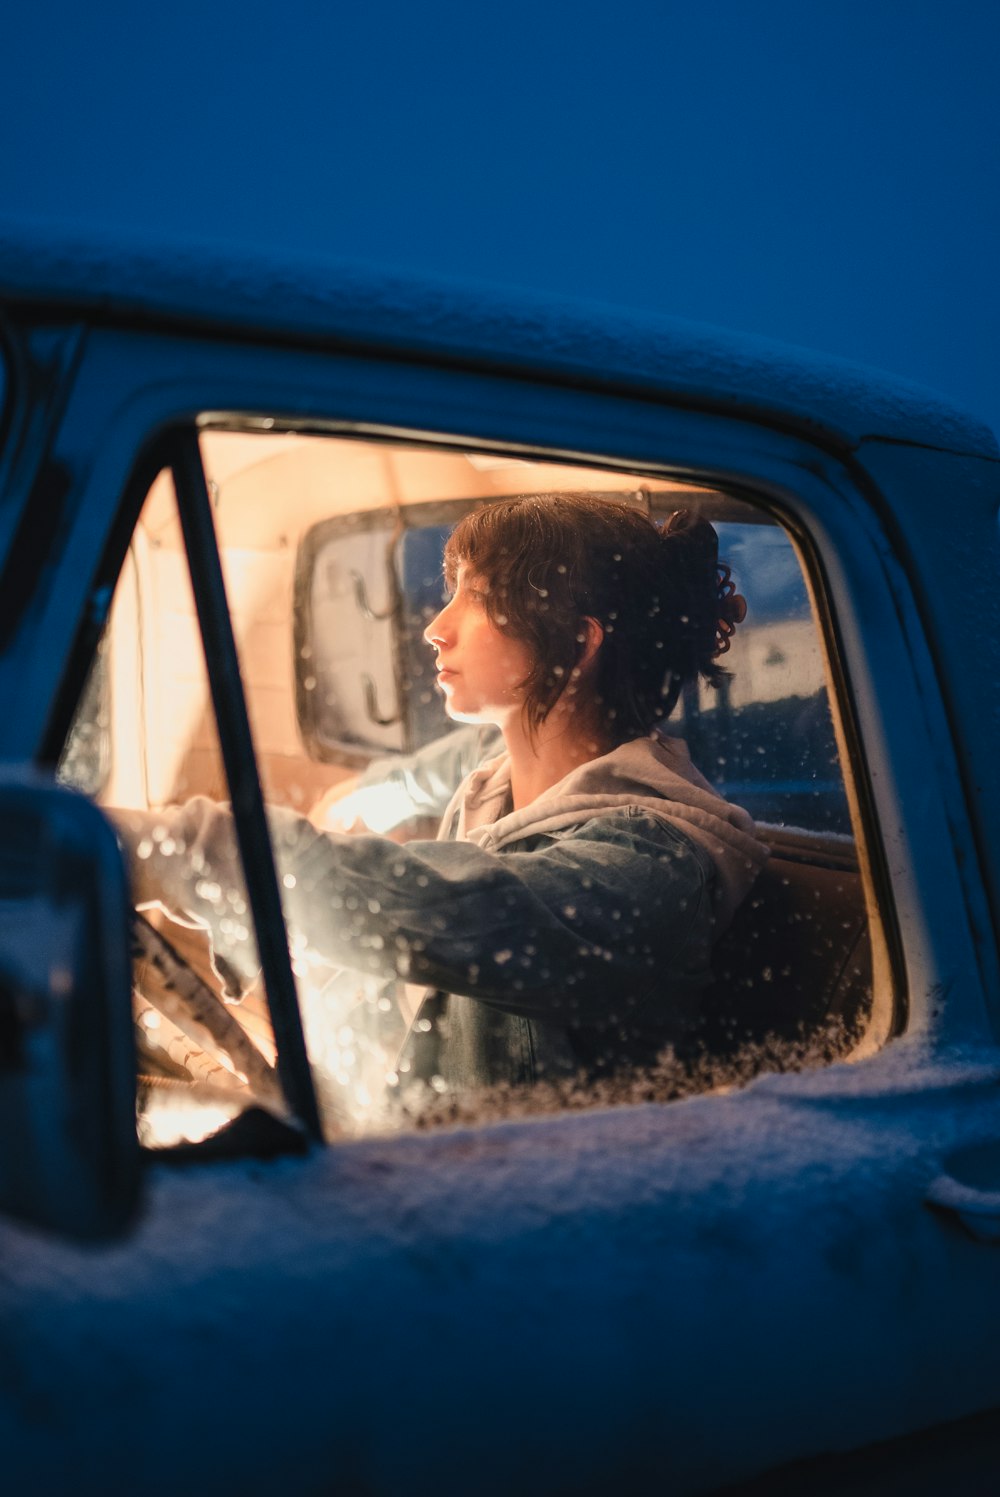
[{"x1": 131, "y1": 911, "x2": 284, "y2": 1114}]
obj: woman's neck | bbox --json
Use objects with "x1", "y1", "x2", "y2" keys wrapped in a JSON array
[{"x1": 501, "y1": 707, "x2": 614, "y2": 811}]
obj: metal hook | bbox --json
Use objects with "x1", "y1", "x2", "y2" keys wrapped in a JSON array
[
  {"x1": 350, "y1": 570, "x2": 395, "y2": 622},
  {"x1": 362, "y1": 674, "x2": 401, "y2": 728}
]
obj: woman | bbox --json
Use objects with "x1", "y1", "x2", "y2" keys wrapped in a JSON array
[{"x1": 127, "y1": 495, "x2": 768, "y2": 1108}]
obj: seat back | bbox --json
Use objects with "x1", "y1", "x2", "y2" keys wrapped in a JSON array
[{"x1": 698, "y1": 826, "x2": 872, "y2": 1055}]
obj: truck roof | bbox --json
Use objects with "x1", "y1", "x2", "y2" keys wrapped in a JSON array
[{"x1": 1, "y1": 220, "x2": 995, "y2": 460}]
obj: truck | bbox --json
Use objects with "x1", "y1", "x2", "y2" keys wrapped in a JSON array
[{"x1": 1, "y1": 222, "x2": 999, "y2": 1493}]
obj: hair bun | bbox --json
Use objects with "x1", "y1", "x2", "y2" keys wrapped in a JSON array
[
  {"x1": 716, "y1": 562, "x2": 747, "y2": 654},
  {"x1": 662, "y1": 509, "x2": 747, "y2": 658},
  {"x1": 662, "y1": 507, "x2": 717, "y2": 558}
]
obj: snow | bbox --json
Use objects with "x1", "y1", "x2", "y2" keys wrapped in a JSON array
[
  {"x1": 0, "y1": 218, "x2": 995, "y2": 464},
  {"x1": 3, "y1": 1036, "x2": 1000, "y2": 1493}
]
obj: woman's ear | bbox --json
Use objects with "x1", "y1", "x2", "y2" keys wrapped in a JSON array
[{"x1": 576, "y1": 616, "x2": 605, "y2": 669}]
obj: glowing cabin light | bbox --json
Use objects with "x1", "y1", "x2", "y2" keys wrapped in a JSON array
[{"x1": 139, "y1": 1093, "x2": 240, "y2": 1148}]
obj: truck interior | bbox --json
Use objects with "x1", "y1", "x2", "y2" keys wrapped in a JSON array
[{"x1": 58, "y1": 431, "x2": 886, "y2": 1144}]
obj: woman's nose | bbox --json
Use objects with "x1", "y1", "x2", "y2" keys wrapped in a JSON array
[{"x1": 424, "y1": 597, "x2": 454, "y2": 647}]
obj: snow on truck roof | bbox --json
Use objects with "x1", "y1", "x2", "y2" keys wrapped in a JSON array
[{"x1": 0, "y1": 221, "x2": 995, "y2": 460}]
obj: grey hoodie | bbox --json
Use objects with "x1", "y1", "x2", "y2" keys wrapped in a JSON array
[{"x1": 442, "y1": 733, "x2": 767, "y2": 932}]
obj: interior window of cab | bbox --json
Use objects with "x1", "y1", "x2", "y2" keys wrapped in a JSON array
[{"x1": 58, "y1": 430, "x2": 891, "y2": 1147}]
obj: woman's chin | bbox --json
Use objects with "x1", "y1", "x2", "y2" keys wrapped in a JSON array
[
  {"x1": 444, "y1": 700, "x2": 504, "y2": 728},
  {"x1": 445, "y1": 704, "x2": 485, "y2": 725}
]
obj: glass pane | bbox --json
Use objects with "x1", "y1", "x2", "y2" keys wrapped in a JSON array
[
  {"x1": 60, "y1": 471, "x2": 279, "y2": 1148},
  {"x1": 194, "y1": 433, "x2": 879, "y2": 1137}
]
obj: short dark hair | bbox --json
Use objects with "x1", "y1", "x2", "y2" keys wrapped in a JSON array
[{"x1": 443, "y1": 493, "x2": 745, "y2": 742}]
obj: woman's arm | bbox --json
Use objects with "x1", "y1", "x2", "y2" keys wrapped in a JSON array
[
  {"x1": 120, "y1": 799, "x2": 714, "y2": 1025},
  {"x1": 311, "y1": 724, "x2": 502, "y2": 835}
]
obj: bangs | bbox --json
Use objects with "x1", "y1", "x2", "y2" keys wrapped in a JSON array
[{"x1": 442, "y1": 506, "x2": 517, "y2": 594}]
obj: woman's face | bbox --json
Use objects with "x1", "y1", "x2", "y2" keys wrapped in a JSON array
[{"x1": 424, "y1": 566, "x2": 535, "y2": 724}]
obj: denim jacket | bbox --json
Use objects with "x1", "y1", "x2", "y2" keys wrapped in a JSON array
[
  {"x1": 396, "y1": 732, "x2": 769, "y2": 1089},
  {"x1": 126, "y1": 734, "x2": 768, "y2": 1097}
]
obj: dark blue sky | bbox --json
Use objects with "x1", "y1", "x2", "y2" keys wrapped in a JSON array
[{"x1": 3, "y1": 0, "x2": 997, "y2": 434}]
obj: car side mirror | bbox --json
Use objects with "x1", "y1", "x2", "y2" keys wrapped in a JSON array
[{"x1": 0, "y1": 773, "x2": 139, "y2": 1239}]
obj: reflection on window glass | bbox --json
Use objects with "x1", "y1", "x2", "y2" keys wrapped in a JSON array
[{"x1": 65, "y1": 432, "x2": 883, "y2": 1148}]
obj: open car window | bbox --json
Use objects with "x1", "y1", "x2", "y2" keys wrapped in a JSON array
[{"x1": 59, "y1": 429, "x2": 893, "y2": 1145}]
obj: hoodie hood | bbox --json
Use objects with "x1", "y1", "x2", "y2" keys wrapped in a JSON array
[{"x1": 439, "y1": 733, "x2": 769, "y2": 930}]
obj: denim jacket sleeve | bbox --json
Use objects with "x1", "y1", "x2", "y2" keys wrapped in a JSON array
[
  {"x1": 123, "y1": 798, "x2": 714, "y2": 1025},
  {"x1": 356, "y1": 724, "x2": 502, "y2": 817}
]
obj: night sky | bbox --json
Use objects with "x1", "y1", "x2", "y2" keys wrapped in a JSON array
[{"x1": 2, "y1": 1, "x2": 997, "y2": 431}]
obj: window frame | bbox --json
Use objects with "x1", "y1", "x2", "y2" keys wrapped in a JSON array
[
  {"x1": 169, "y1": 428, "x2": 322, "y2": 1139},
  {"x1": 13, "y1": 322, "x2": 996, "y2": 1083}
]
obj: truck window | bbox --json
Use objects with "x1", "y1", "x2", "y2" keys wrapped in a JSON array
[
  {"x1": 59, "y1": 470, "x2": 280, "y2": 1147},
  {"x1": 59, "y1": 430, "x2": 889, "y2": 1143}
]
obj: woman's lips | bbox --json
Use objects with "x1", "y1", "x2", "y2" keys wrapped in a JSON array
[{"x1": 436, "y1": 667, "x2": 457, "y2": 683}]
